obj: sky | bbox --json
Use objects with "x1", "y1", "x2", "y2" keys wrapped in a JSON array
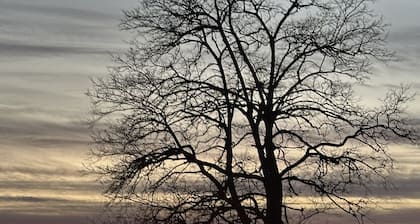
[{"x1": 0, "y1": 0, "x2": 419, "y2": 223}]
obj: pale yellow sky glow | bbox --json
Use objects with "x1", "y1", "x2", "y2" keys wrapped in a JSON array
[{"x1": 1, "y1": 0, "x2": 420, "y2": 223}]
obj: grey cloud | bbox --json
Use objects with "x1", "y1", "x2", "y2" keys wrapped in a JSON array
[
  {"x1": 0, "y1": 18, "x2": 124, "y2": 48},
  {"x1": 375, "y1": 0, "x2": 420, "y2": 25},
  {"x1": 383, "y1": 26, "x2": 420, "y2": 74},
  {"x1": 0, "y1": 1, "x2": 119, "y2": 21},
  {"x1": 0, "y1": 42, "x2": 113, "y2": 57},
  {"x1": 0, "y1": 213, "x2": 89, "y2": 224},
  {"x1": 306, "y1": 208, "x2": 420, "y2": 224},
  {"x1": 369, "y1": 209, "x2": 420, "y2": 224},
  {"x1": 0, "y1": 0, "x2": 137, "y2": 16},
  {"x1": 278, "y1": 177, "x2": 420, "y2": 200},
  {"x1": 379, "y1": 83, "x2": 414, "y2": 89},
  {"x1": 0, "y1": 117, "x2": 89, "y2": 143},
  {"x1": 0, "y1": 200, "x2": 102, "y2": 223},
  {"x1": 0, "y1": 165, "x2": 83, "y2": 178},
  {"x1": 0, "y1": 83, "x2": 83, "y2": 102},
  {"x1": 0, "y1": 196, "x2": 70, "y2": 203},
  {"x1": 2, "y1": 71, "x2": 97, "y2": 81},
  {"x1": 388, "y1": 26, "x2": 420, "y2": 45},
  {"x1": 0, "y1": 180, "x2": 99, "y2": 192},
  {"x1": 0, "y1": 1, "x2": 128, "y2": 58},
  {"x1": 391, "y1": 178, "x2": 420, "y2": 198},
  {"x1": 20, "y1": 138, "x2": 90, "y2": 148},
  {"x1": 0, "y1": 71, "x2": 100, "y2": 111},
  {"x1": 0, "y1": 117, "x2": 87, "y2": 136},
  {"x1": 340, "y1": 169, "x2": 420, "y2": 198}
]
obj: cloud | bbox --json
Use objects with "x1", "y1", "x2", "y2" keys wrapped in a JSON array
[
  {"x1": 0, "y1": 41, "x2": 117, "y2": 57},
  {"x1": 0, "y1": 0, "x2": 142, "y2": 223},
  {"x1": 0, "y1": 164, "x2": 84, "y2": 179},
  {"x1": 0, "y1": 1, "x2": 128, "y2": 59},
  {"x1": 0, "y1": 116, "x2": 90, "y2": 147},
  {"x1": 370, "y1": 209, "x2": 420, "y2": 224},
  {"x1": 0, "y1": 196, "x2": 102, "y2": 223},
  {"x1": 0, "y1": 196, "x2": 70, "y2": 203},
  {"x1": 0, "y1": 180, "x2": 98, "y2": 192},
  {"x1": 0, "y1": 1, "x2": 120, "y2": 21},
  {"x1": 0, "y1": 213, "x2": 89, "y2": 224},
  {"x1": 305, "y1": 208, "x2": 420, "y2": 224},
  {"x1": 382, "y1": 26, "x2": 420, "y2": 74},
  {"x1": 376, "y1": 82, "x2": 420, "y2": 91}
]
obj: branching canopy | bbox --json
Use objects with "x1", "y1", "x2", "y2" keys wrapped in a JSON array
[{"x1": 89, "y1": 0, "x2": 416, "y2": 223}]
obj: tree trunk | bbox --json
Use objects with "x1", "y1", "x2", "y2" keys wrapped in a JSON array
[
  {"x1": 264, "y1": 157, "x2": 283, "y2": 224},
  {"x1": 263, "y1": 115, "x2": 284, "y2": 224}
]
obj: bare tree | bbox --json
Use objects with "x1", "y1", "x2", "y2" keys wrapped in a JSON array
[{"x1": 88, "y1": 0, "x2": 416, "y2": 223}]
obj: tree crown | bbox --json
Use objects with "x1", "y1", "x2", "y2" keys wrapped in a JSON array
[{"x1": 89, "y1": 0, "x2": 416, "y2": 223}]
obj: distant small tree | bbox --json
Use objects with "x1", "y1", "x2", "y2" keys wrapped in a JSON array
[{"x1": 89, "y1": 0, "x2": 416, "y2": 223}]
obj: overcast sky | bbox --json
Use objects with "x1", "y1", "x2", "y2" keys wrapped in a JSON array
[{"x1": 0, "y1": 0, "x2": 419, "y2": 223}]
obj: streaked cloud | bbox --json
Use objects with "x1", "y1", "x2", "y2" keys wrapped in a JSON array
[
  {"x1": 0, "y1": 214, "x2": 88, "y2": 224},
  {"x1": 0, "y1": 0, "x2": 134, "y2": 223},
  {"x1": 0, "y1": 1, "x2": 119, "y2": 21},
  {"x1": 0, "y1": 41, "x2": 116, "y2": 57},
  {"x1": 0, "y1": 196, "x2": 71, "y2": 203}
]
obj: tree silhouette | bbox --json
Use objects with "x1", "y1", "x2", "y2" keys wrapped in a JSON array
[{"x1": 89, "y1": 0, "x2": 416, "y2": 223}]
